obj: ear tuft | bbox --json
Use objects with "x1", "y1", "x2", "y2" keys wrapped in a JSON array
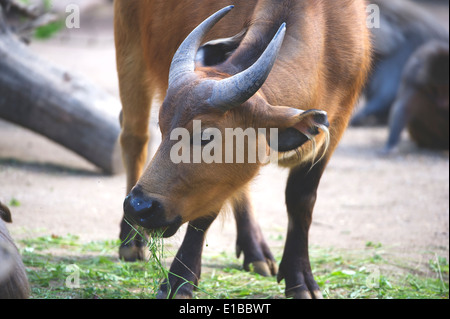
[{"x1": 271, "y1": 109, "x2": 329, "y2": 152}]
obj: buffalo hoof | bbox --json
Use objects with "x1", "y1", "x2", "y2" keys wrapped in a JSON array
[
  {"x1": 277, "y1": 262, "x2": 323, "y2": 299},
  {"x1": 236, "y1": 237, "x2": 278, "y2": 277},
  {"x1": 119, "y1": 244, "x2": 148, "y2": 262},
  {"x1": 156, "y1": 290, "x2": 192, "y2": 300},
  {"x1": 286, "y1": 289, "x2": 324, "y2": 299},
  {"x1": 245, "y1": 260, "x2": 278, "y2": 277},
  {"x1": 156, "y1": 273, "x2": 198, "y2": 299}
]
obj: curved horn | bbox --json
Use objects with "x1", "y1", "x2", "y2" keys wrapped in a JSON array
[
  {"x1": 168, "y1": 6, "x2": 234, "y2": 87},
  {"x1": 209, "y1": 23, "x2": 287, "y2": 111}
]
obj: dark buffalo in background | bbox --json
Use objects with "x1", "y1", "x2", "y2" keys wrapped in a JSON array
[{"x1": 352, "y1": 0, "x2": 449, "y2": 152}]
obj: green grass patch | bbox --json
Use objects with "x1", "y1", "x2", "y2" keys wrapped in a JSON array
[
  {"x1": 9, "y1": 198, "x2": 21, "y2": 207},
  {"x1": 19, "y1": 234, "x2": 448, "y2": 299},
  {"x1": 311, "y1": 246, "x2": 448, "y2": 299},
  {"x1": 34, "y1": 20, "x2": 65, "y2": 40}
]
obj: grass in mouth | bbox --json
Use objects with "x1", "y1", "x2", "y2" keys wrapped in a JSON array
[{"x1": 18, "y1": 234, "x2": 449, "y2": 299}]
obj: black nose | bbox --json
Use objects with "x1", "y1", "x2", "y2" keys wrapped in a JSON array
[{"x1": 123, "y1": 187, "x2": 165, "y2": 230}]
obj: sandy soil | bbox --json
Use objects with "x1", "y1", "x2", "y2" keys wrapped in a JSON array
[{"x1": 1, "y1": 1, "x2": 448, "y2": 276}]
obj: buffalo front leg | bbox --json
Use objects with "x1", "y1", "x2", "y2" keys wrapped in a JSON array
[
  {"x1": 116, "y1": 41, "x2": 154, "y2": 261},
  {"x1": 278, "y1": 161, "x2": 328, "y2": 299},
  {"x1": 157, "y1": 215, "x2": 217, "y2": 299},
  {"x1": 233, "y1": 190, "x2": 277, "y2": 277},
  {"x1": 118, "y1": 119, "x2": 151, "y2": 261}
]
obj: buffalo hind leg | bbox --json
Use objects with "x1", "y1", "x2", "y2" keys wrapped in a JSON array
[
  {"x1": 278, "y1": 161, "x2": 327, "y2": 299},
  {"x1": 233, "y1": 190, "x2": 278, "y2": 276},
  {"x1": 157, "y1": 215, "x2": 217, "y2": 299}
]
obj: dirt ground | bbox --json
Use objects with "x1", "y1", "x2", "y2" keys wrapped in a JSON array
[{"x1": 1, "y1": 1, "x2": 448, "y2": 277}]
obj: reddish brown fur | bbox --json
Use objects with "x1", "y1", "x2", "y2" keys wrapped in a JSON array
[
  {"x1": 115, "y1": 0, "x2": 371, "y2": 298},
  {"x1": 115, "y1": 0, "x2": 371, "y2": 211},
  {"x1": 115, "y1": 1, "x2": 258, "y2": 194}
]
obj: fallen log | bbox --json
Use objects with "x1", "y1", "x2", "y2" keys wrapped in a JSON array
[{"x1": 0, "y1": 5, "x2": 123, "y2": 174}]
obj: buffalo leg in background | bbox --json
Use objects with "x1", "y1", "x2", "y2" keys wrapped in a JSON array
[{"x1": 233, "y1": 189, "x2": 278, "y2": 277}]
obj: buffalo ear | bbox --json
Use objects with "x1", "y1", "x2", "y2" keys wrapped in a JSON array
[
  {"x1": 275, "y1": 127, "x2": 311, "y2": 152},
  {"x1": 263, "y1": 106, "x2": 329, "y2": 152},
  {"x1": 195, "y1": 29, "x2": 247, "y2": 67}
]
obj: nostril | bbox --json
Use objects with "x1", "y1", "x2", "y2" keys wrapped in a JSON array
[
  {"x1": 123, "y1": 190, "x2": 165, "y2": 229},
  {"x1": 130, "y1": 195, "x2": 152, "y2": 213},
  {"x1": 125, "y1": 195, "x2": 160, "y2": 215}
]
